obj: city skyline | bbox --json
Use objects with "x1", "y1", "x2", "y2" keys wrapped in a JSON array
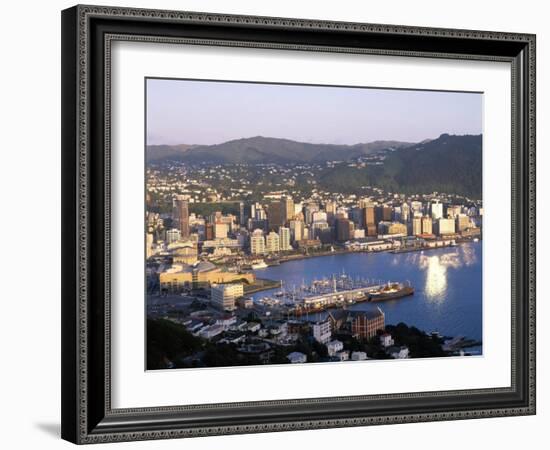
[{"x1": 146, "y1": 78, "x2": 483, "y2": 146}]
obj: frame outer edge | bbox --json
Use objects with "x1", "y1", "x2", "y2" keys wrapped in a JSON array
[{"x1": 65, "y1": 4, "x2": 537, "y2": 444}]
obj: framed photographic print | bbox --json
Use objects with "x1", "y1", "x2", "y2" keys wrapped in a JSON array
[{"x1": 61, "y1": 5, "x2": 536, "y2": 444}]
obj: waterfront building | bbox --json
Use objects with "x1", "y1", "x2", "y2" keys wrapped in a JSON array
[
  {"x1": 250, "y1": 229, "x2": 266, "y2": 255},
  {"x1": 166, "y1": 228, "x2": 181, "y2": 244},
  {"x1": 421, "y1": 216, "x2": 433, "y2": 235},
  {"x1": 456, "y1": 213, "x2": 471, "y2": 231},
  {"x1": 350, "y1": 308, "x2": 385, "y2": 340},
  {"x1": 266, "y1": 231, "x2": 280, "y2": 253},
  {"x1": 353, "y1": 229, "x2": 366, "y2": 239},
  {"x1": 313, "y1": 320, "x2": 332, "y2": 344},
  {"x1": 278, "y1": 226, "x2": 292, "y2": 251},
  {"x1": 210, "y1": 283, "x2": 243, "y2": 311},
  {"x1": 159, "y1": 261, "x2": 255, "y2": 292},
  {"x1": 438, "y1": 218, "x2": 456, "y2": 235},
  {"x1": 174, "y1": 195, "x2": 190, "y2": 238},
  {"x1": 431, "y1": 201, "x2": 443, "y2": 220},
  {"x1": 412, "y1": 217, "x2": 422, "y2": 236},
  {"x1": 378, "y1": 221, "x2": 407, "y2": 236}
]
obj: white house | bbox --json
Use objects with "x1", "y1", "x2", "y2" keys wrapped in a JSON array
[
  {"x1": 390, "y1": 346, "x2": 410, "y2": 359},
  {"x1": 380, "y1": 333, "x2": 394, "y2": 348},
  {"x1": 327, "y1": 340, "x2": 344, "y2": 357}
]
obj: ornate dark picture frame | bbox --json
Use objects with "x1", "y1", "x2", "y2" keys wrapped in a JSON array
[{"x1": 61, "y1": 4, "x2": 536, "y2": 444}]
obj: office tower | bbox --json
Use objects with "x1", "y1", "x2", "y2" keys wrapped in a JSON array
[
  {"x1": 279, "y1": 226, "x2": 291, "y2": 251},
  {"x1": 362, "y1": 206, "x2": 377, "y2": 236},
  {"x1": 456, "y1": 214, "x2": 471, "y2": 231},
  {"x1": 335, "y1": 218, "x2": 354, "y2": 242},
  {"x1": 266, "y1": 231, "x2": 280, "y2": 253},
  {"x1": 174, "y1": 195, "x2": 189, "y2": 238},
  {"x1": 304, "y1": 203, "x2": 319, "y2": 225},
  {"x1": 438, "y1": 218, "x2": 456, "y2": 235},
  {"x1": 401, "y1": 202, "x2": 410, "y2": 222},
  {"x1": 431, "y1": 201, "x2": 443, "y2": 220},
  {"x1": 421, "y1": 216, "x2": 433, "y2": 235},
  {"x1": 268, "y1": 201, "x2": 284, "y2": 231},
  {"x1": 281, "y1": 196, "x2": 295, "y2": 223},
  {"x1": 412, "y1": 217, "x2": 422, "y2": 236},
  {"x1": 289, "y1": 219, "x2": 304, "y2": 243},
  {"x1": 204, "y1": 223, "x2": 214, "y2": 240},
  {"x1": 250, "y1": 229, "x2": 265, "y2": 255}
]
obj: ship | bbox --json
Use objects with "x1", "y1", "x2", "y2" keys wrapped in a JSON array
[
  {"x1": 250, "y1": 260, "x2": 268, "y2": 270},
  {"x1": 366, "y1": 282, "x2": 414, "y2": 302}
]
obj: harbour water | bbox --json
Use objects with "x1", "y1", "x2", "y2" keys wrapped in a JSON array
[{"x1": 251, "y1": 242, "x2": 482, "y2": 349}]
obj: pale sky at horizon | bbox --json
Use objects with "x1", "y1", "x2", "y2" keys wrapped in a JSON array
[{"x1": 146, "y1": 78, "x2": 483, "y2": 146}]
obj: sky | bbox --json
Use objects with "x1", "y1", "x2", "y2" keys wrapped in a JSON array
[{"x1": 146, "y1": 78, "x2": 482, "y2": 146}]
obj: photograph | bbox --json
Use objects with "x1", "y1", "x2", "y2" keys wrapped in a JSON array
[{"x1": 145, "y1": 78, "x2": 484, "y2": 370}]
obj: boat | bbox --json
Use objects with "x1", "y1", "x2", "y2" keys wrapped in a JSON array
[
  {"x1": 366, "y1": 283, "x2": 414, "y2": 302},
  {"x1": 251, "y1": 260, "x2": 268, "y2": 270}
]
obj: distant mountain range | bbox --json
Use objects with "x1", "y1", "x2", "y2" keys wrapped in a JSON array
[
  {"x1": 317, "y1": 134, "x2": 482, "y2": 198},
  {"x1": 147, "y1": 134, "x2": 482, "y2": 198},
  {"x1": 146, "y1": 136, "x2": 412, "y2": 164}
]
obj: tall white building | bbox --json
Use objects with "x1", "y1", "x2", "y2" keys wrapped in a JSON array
[
  {"x1": 210, "y1": 283, "x2": 243, "y2": 311},
  {"x1": 266, "y1": 231, "x2": 280, "y2": 253},
  {"x1": 250, "y1": 229, "x2": 265, "y2": 255},
  {"x1": 289, "y1": 219, "x2": 304, "y2": 242},
  {"x1": 431, "y1": 202, "x2": 443, "y2": 220},
  {"x1": 312, "y1": 320, "x2": 332, "y2": 344},
  {"x1": 278, "y1": 226, "x2": 292, "y2": 251}
]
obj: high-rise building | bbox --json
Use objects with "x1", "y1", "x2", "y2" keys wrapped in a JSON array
[
  {"x1": 266, "y1": 231, "x2": 280, "y2": 253},
  {"x1": 351, "y1": 308, "x2": 385, "y2": 340},
  {"x1": 456, "y1": 214, "x2": 471, "y2": 231},
  {"x1": 210, "y1": 283, "x2": 243, "y2": 311},
  {"x1": 421, "y1": 216, "x2": 433, "y2": 235},
  {"x1": 279, "y1": 226, "x2": 292, "y2": 251},
  {"x1": 214, "y1": 222, "x2": 229, "y2": 239},
  {"x1": 174, "y1": 195, "x2": 190, "y2": 238},
  {"x1": 376, "y1": 205, "x2": 393, "y2": 223},
  {"x1": 304, "y1": 203, "x2": 319, "y2": 225},
  {"x1": 250, "y1": 229, "x2": 265, "y2": 255},
  {"x1": 438, "y1": 218, "x2": 456, "y2": 235},
  {"x1": 431, "y1": 201, "x2": 443, "y2": 220},
  {"x1": 335, "y1": 218, "x2": 354, "y2": 242},
  {"x1": 268, "y1": 201, "x2": 284, "y2": 231},
  {"x1": 401, "y1": 202, "x2": 410, "y2": 222},
  {"x1": 289, "y1": 219, "x2": 304, "y2": 243},
  {"x1": 362, "y1": 206, "x2": 377, "y2": 236},
  {"x1": 412, "y1": 217, "x2": 422, "y2": 236},
  {"x1": 204, "y1": 223, "x2": 214, "y2": 241},
  {"x1": 281, "y1": 196, "x2": 295, "y2": 223}
]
